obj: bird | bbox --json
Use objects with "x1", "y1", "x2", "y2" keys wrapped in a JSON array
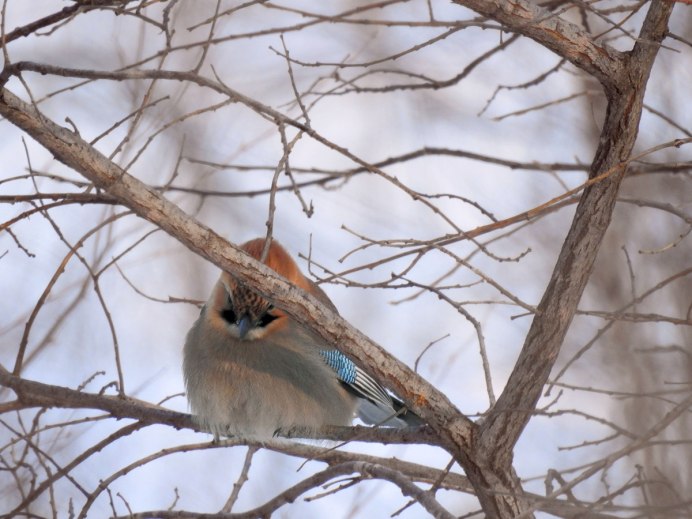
[{"x1": 183, "y1": 237, "x2": 421, "y2": 438}]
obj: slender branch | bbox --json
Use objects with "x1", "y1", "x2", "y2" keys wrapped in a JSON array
[
  {"x1": 0, "y1": 85, "x2": 473, "y2": 453},
  {"x1": 0, "y1": 365, "x2": 439, "y2": 445}
]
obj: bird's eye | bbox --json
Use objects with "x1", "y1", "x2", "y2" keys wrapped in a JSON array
[
  {"x1": 220, "y1": 295, "x2": 237, "y2": 325},
  {"x1": 257, "y1": 309, "x2": 279, "y2": 328}
]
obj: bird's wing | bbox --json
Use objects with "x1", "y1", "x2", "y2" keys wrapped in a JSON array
[
  {"x1": 319, "y1": 349, "x2": 423, "y2": 427},
  {"x1": 319, "y1": 349, "x2": 393, "y2": 408}
]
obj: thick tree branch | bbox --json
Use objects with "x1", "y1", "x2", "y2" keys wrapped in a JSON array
[
  {"x1": 452, "y1": 0, "x2": 625, "y2": 87},
  {"x1": 0, "y1": 2, "x2": 679, "y2": 514},
  {"x1": 416, "y1": 1, "x2": 682, "y2": 516},
  {"x1": 478, "y1": 0, "x2": 675, "y2": 474},
  {"x1": 0, "y1": 87, "x2": 473, "y2": 453}
]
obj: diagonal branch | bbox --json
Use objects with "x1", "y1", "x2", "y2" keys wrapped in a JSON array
[
  {"x1": 0, "y1": 86, "x2": 472, "y2": 452},
  {"x1": 477, "y1": 0, "x2": 675, "y2": 470},
  {"x1": 452, "y1": 0, "x2": 625, "y2": 87}
]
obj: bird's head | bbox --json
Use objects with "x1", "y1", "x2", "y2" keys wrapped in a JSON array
[{"x1": 209, "y1": 238, "x2": 312, "y2": 340}]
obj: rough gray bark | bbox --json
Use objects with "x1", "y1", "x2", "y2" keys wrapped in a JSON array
[
  {"x1": 0, "y1": 0, "x2": 677, "y2": 516},
  {"x1": 469, "y1": 1, "x2": 675, "y2": 516},
  {"x1": 0, "y1": 86, "x2": 473, "y2": 445}
]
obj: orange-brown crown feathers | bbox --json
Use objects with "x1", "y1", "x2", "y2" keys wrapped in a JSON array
[
  {"x1": 240, "y1": 238, "x2": 338, "y2": 314},
  {"x1": 241, "y1": 238, "x2": 313, "y2": 292},
  {"x1": 208, "y1": 238, "x2": 337, "y2": 339}
]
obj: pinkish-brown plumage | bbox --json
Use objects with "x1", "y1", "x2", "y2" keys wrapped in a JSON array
[
  {"x1": 183, "y1": 239, "x2": 355, "y2": 437},
  {"x1": 183, "y1": 238, "x2": 420, "y2": 438}
]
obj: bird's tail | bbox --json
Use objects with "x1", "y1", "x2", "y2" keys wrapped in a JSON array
[{"x1": 357, "y1": 396, "x2": 424, "y2": 428}]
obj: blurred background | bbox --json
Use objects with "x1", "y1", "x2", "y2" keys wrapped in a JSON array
[{"x1": 1, "y1": 1, "x2": 690, "y2": 516}]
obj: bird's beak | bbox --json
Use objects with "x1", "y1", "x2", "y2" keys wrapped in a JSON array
[{"x1": 237, "y1": 314, "x2": 253, "y2": 339}]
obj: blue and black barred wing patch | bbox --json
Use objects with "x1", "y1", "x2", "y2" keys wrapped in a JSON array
[{"x1": 319, "y1": 349, "x2": 393, "y2": 409}]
